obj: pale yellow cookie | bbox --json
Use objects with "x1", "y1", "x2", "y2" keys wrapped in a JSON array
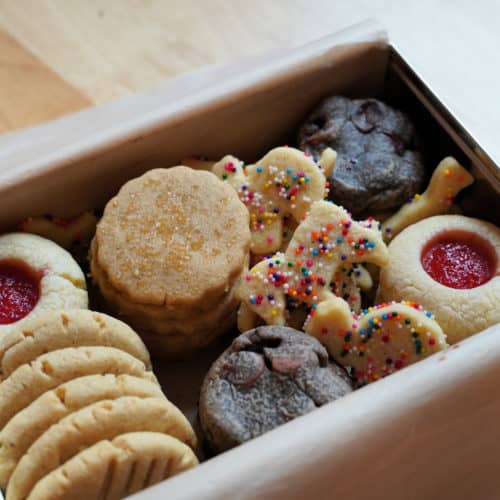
[
  {"x1": 382, "y1": 157, "x2": 474, "y2": 241},
  {"x1": 0, "y1": 309, "x2": 151, "y2": 380},
  {"x1": 0, "y1": 374, "x2": 164, "y2": 489},
  {"x1": 378, "y1": 215, "x2": 500, "y2": 343},
  {"x1": 305, "y1": 297, "x2": 448, "y2": 385},
  {"x1": 0, "y1": 233, "x2": 88, "y2": 334},
  {"x1": 212, "y1": 147, "x2": 336, "y2": 256},
  {"x1": 0, "y1": 346, "x2": 155, "y2": 431},
  {"x1": 7, "y1": 397, "x2": 196, "y2": 500},
  {"x1": 237, "y1": 200, "x2": 389, "y2": 329},
  {"x1": 26, "y1": 432, "x2": 198, "y2": 500},
  {"x1": 17, "y1": 212, "x2": 98, "y2": 250}
]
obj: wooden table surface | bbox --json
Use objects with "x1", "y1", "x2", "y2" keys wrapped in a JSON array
[{"x1": 0, "y1": 0, "x2": 499, "y2": 146}]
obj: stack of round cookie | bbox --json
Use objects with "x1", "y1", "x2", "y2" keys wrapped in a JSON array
[
  {"x1": 0, "y1": 309, "x2": 198, "y2": 500},
  {"x1": 90, "y1": 167, "x2": 251, "y2": 358}
]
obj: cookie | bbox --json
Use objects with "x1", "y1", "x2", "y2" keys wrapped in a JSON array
[
  {"x1": 0, "y1": 233, "x2": 88, "y2": 331},
  {"x1": 297, "y1": 96, "x2": 425, "y2": 214},
  {"x1": 382, "y1": 157, "x2": 474, "y2": 241},
  {"x1": 378, "y1": 215, "x2": 500, "y2": 343},
  {"x1": 90, "y1": 265, "x2": 240, "y2": 353},
  {"x1": 17, "y1": 212, "x2": 98, "y2": 250},
  {"x1": 7, "y1": 397, "x2": 197, "y2": 500},
  {"x1": 26, "y1": 432, "x2": 198, "y2": 500},
  {"x1": 0, "y1": 374, "x2": 164, "y2": 488},
  {"x1": 237, "y1": 200, "x2": 389, "y2": 330},
  {"x1": 91, "y1": 166, "x2": 250, "y2": 357},
  {"x1": 0, "y1": 346, "x2": 155, "y2": 431},
  {"x1": 199, "y1": 326, "x2": 352, "y2": 453},
  {"x1": 305, "y1": 297, "x2": 448, "y2": 385},
  {"x1": 0, "y1": 309, "x2": 151, "y2": 380},
  {"x1": 212, "y1": 146, "x2": 335, "y2": 256},
  {"x1": 330, "y1": 262, "x2": 373, "y2": 313}
]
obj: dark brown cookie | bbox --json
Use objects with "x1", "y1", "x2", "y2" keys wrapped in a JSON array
[
  {"x1": 297, "y1": 96, "x2": 425, "y2": 215},
  {"x1": 199, "y1": 326, "x2": 353, "y2": 453}
]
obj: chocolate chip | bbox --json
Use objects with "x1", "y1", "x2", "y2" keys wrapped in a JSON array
[
  {"x1": 352, "y1": 100, "x2": 384, "y2": 133},
  {"x1": 222, "y1": 352, "x2": 265, "y2": 386}
]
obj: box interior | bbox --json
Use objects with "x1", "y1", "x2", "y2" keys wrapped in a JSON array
[{"x1": 0, "y1": 33, "x2": 499, "y2": 499}]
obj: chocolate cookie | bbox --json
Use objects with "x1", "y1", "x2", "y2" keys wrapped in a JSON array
[
  {"x1": 297, "y1": 96, "x2": 425, "y2": 215},
  {"x1": 199, "y1": 326, "x2": 352, "y2": 453}
]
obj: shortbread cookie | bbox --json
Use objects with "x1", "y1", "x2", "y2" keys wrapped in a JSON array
[
  {"x1": 378, "y1": 215, "x2": 500, "y2": 343},
  {"x1": 7, "y1": 397, "x2": 197, "y2": 500},
  {"x1": 0, "y1": 346, "x2": 154, "y2": 431},
  {"x1": 0, "y1": 309, "x2": 151, "y2": 380},
  {"x1": 237, "y1": 200, "x2": 389, "y2": 330},
  {"x1": 305, "y1": 297, "x2": 448, "y2": 385},
  {"x1": 91, "y1": 167, "x2": 250, "y2": 357},
  {"x1": 382, "y1": 157, "x2": 474, "y2": 241},
  {"x1": 17, "y1": 212, "x2": 98, "y2": 250},
  {"x1": 297, "y1": 96, "x2": 425, "y2": 215},
  {"x1": 26, "y1": 432, "x2": 198, "y2": 500},
  {"x1": 0, "y1": 374, "x2": 164, "y2": 488},
  {"x1": 0, "y1": 233, "x2": 87, "y2": 331},
  {"x1": 212, "y1": 146, "x2": 335, "y2": 256},
  {"x1": 91, "y1": 264, "x2": 240, "y2": 347},
  {"x1": 199, "y1": 326, "x2": 352, "y2": 453}
]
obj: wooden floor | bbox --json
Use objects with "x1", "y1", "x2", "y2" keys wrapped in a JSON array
[{"x1": 0, "y1": 0, "x2": 499, "y2": 141}]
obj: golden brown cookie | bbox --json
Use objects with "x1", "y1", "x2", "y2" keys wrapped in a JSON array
[
  {"x1": 0, "y1": 309, "x2": 151, "y2": 380},
  {"x1": 7, "y1": 397, "x2": 197, "y2": 500},
  {"x1": 0, "y1": 374, "x2": 164, "y2": 489},
  {"x1": 0, "y1": 346, "x2": 155, "y2": 431},
  {"x1": 378, "y1": 215, "x2": 500, "y2": 343},
  {"x1": 91, "y1": 167, "x2": 250, "y2": 357},
  {"x1": 26, "y1": 432, "x2": 198, "y2": 500}
]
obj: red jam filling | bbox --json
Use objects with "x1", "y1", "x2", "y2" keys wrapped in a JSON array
[
  {"x1": 0, "y1": 260, "x2": 41, "y2": 325},
  {"x1": 421, "y1": 234, "x2": 495, "y2": 289}
]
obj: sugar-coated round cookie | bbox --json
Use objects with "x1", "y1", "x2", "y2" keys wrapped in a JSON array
[
  {"x1": 26, "y1": 432, "x2": 198, "y2": 500},
  {"x1": 0, "y1": 233, "x2": 88, "y2": 332},
  {"x1": 91, "y1": 166, "x2": 250, "y2": 357},
  {"x1": 378, "y1": 215, "x2": 500, "y2": 343},
  {"x1": 6, "y1": 397, "x2": 197, "y2": 500},
  {"x1": 199, "y1": 326, "x2": 352, "y2": 453}
]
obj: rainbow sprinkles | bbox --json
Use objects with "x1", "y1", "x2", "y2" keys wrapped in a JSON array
[{"x1": 236, "y1": 200, "x2": 389, "y2": 331}]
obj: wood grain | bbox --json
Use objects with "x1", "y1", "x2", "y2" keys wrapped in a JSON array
[
  {"x1": 0, "y1": 0, "x2": 499, "y2": 138},
  {"x1": 0, "y1": 30, "x2": 89, "y2": 133}
]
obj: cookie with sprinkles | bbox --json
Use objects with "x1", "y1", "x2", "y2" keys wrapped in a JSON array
[
  {"x1": 236, "y1": 200, "x2": 389, "y2": 330},
  {"x1": 212, "y1": 146, "x2": 336, "y2": 256},
  {"x1": 305, "y1": 296, "x2": 448, "y2": 385},
  {"x1": 382, "y1": 157, "x2": 474, "y2": 241}
]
